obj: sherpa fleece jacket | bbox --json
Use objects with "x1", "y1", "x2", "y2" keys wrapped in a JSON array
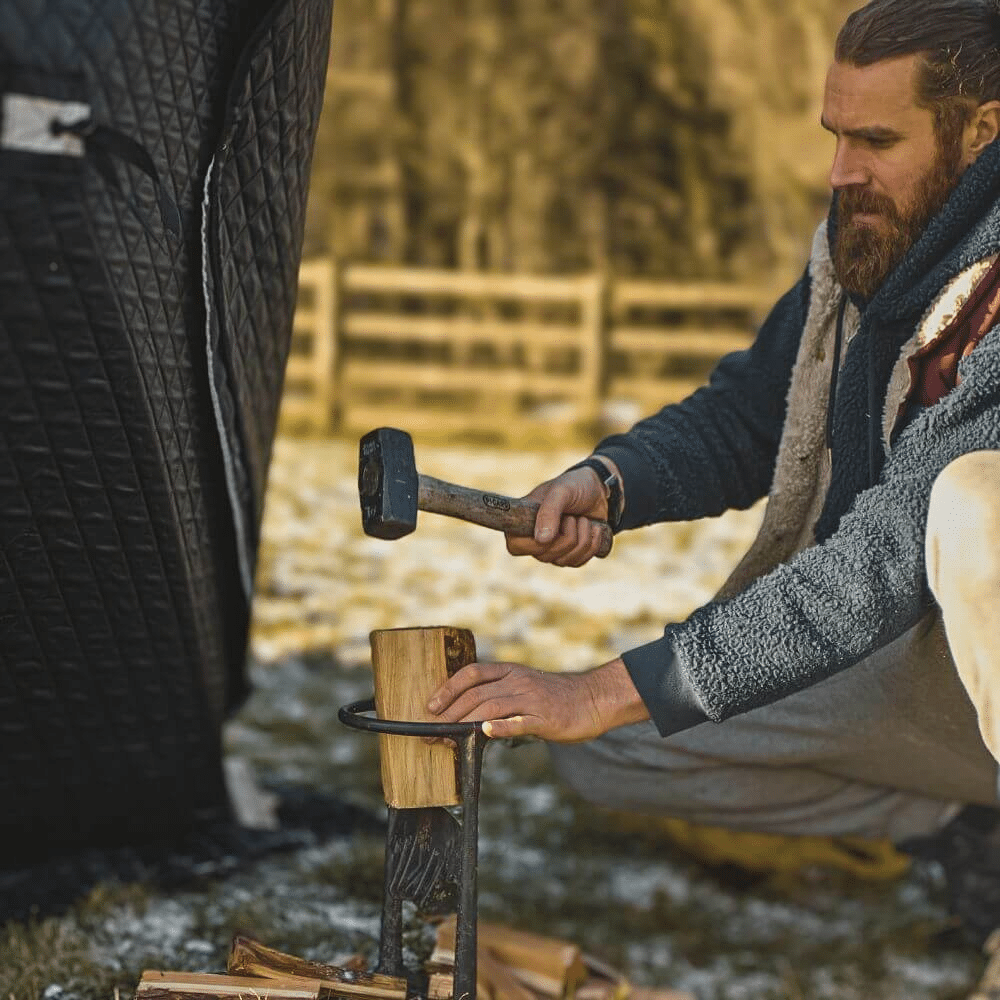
[{"x1": 597, "y1": 137, "x2": 1000, "y2": 737}]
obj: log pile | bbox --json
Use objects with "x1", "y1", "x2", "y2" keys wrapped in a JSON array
[
  {"x1": 134, "y1": 926, "x2": 693, "y2": 1000},
  {"x1": 137, "y1": 936, "x2": 407, "y2": 1000},
  {"x1": 426, "y1": 917, "x2": 691, "y2": 1000}
]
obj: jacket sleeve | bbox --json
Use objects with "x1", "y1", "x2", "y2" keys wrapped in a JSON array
[
  {"x1": 625, "y1": 326, "x2": 1000, "y2": 736},
  {"x1": 594, "y1": 271, "x2": 810, "y2": 530}
]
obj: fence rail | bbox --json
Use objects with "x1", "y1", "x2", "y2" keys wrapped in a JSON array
[{"x1": 280, "y1": 259, "x2": 777, "y2": 439}]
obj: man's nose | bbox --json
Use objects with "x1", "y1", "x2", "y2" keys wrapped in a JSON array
[{"x1": 829, "y1": 142, "x2": 868, "y2": 190}]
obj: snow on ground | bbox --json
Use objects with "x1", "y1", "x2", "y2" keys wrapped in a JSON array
[{"x1": 4, "y1": 438, "x2": 986, "y2": 1000}]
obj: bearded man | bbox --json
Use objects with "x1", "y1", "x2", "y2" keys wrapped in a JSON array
[{"x1": 427, "y1": 0, "x2": 1000, "y2": 941}]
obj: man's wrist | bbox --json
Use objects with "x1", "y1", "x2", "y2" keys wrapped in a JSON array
[
  {"x1": 584, "y1": 658, "x2": 649, "y2": 733},
  {"x1": 620, "y1": 641, "x2": 709, "y2": 737},
  {"x1": 568, "y1": 456, "x2": 624, "y2": 528}
]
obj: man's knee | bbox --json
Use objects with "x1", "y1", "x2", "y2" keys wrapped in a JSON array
[
  {"x1": 547, "y1": 734, "x2": 953, "y2": 840},
  {"x1": 927, "y1": 451, "x2": 1000, "y2": 601}
]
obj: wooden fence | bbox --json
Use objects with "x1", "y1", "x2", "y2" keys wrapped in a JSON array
[{"x1": 279, "y1": 260, "x2": 778, "y2": 438}]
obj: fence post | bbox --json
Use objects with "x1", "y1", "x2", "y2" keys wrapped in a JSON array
[
  {"x1": 324, "y1": 258, "x2": 341, "y2": 431},
  {"x1": 579, "y1": 272, "x2": 606, "y2": 426},
  {"x1": 300, "y1": 257, "x2": 338, "y2": 433}
]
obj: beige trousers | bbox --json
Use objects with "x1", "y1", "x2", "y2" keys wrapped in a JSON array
[
  {"x1": 549, "y1": 453, "x2": 1000, "y2": 843},
  {"x1": 927, "y1": 450, "x2": 1000, "y2": 765}
]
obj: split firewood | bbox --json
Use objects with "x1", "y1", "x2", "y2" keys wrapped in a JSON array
[
  {"x1": 576, "y1": 977, "x2": 694, "y2": 1000},
  {"x1": 427, "y1": 972, "x2": 454, "y2": 1000},
  {"x1": 136, "y1": 971, "x2": 322, "y2": 1000},
  {"x1": 576, "y1": 954, "x2": 694, "y2": 1000},
  {"x1": 433, "y1": 918, "x2": 587, "y2": 998},
  {"x1": 628, "y1": 988, "x2": 695, "y2": 1000},
  {"x1": 575, "y1": 981, "x2": 622, "y2": 1000},
  {"x1": 227, "y1": 934, "x2": 407, "y2": 1000},
  {"x1": 476, "y1": 951, "x2": 540, "y2": 1000},
  {"x1": 574, "y1": 953, "x2": 629, "y2": 1000},
  {"x1": 428, "y1": 949, "x2": 541, "y2": 1000},
  {"x1": 427, "y1": 962, "x2": 493, "y2": 1000},
  {"x1": 370, "y1": 626, "x2": 476, "y2": 809}
]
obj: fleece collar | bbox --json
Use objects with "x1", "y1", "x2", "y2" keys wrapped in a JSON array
[{"x1": 882, "y1": 254, "x2": 1000, "y2": 447}]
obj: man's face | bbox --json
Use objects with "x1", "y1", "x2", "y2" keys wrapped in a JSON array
[{"x1": 822, "y1": 54, "x2": 965, "y2": 298}]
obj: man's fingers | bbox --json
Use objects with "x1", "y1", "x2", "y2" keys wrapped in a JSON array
[
  {"x1": 426, "y1": 661, "x2": 547, "y2": 733},
  {"x1": 428, "y1": 661, "x2": 499, "y2": 714},
  {"x1": 425, "y1": 663, "x2": 614, "y2": 743},
  {"x1": 508, "y1": 515, "x2": 581, "y2": 562},
  {"x1": 533, "y1": 484, "x2": 574, "y2": 544},
  {"x1": 482, "y1": 716, "x2": 528, "y2": 739},
  {"x1": 506, "y1": 470, "x2": 609, "y2": 563},
  {"x1": 552, "y1": 516, "x2": 603, "y2": 567},
  {"x1": 432, "y1": 686, "x2": 516, "y2": 726}
]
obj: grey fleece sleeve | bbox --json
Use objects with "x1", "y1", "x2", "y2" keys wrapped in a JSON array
[
  {"x1": 626, "y1": 329, "x2": 1000, "y2": 733},
  {"x1": 595, "y1": 272, "x2": 810, "y2": 532}
]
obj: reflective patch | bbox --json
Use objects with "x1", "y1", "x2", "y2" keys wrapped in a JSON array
[{"x1": 1, "y1": 93, "x2": 90, "y2": 156}]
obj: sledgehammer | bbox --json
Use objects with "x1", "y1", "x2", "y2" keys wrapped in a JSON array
[{"x1": 359, "y1": 427, "x2": 613, "y2": 557}]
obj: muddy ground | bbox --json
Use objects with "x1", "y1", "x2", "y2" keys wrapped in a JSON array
[{"x1": 0, "y1": 438, "x2": 989, "y2": 1000}]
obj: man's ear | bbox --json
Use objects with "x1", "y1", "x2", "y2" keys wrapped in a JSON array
[{"x1": 966, "y1": 100, "x2": 1000, "y2": 163}]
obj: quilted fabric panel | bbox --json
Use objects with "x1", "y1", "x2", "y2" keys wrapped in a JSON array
[
  {"x1": 0, "y1": 150, "x2": 233, "y2": 856},
  {"x1": 203, "y1": 0, "x2": 332, "y2": 590},
  {"x1": 0, "y1": 0, "x2": 328, "y2": 860}
]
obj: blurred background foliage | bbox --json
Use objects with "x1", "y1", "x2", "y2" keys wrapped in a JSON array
[{"x1": 304, "y1": 0, "x2": 858, "y2": 287}]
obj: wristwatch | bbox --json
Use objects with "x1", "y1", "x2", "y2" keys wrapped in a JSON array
[{"x1": 568, "y1": 457, "x2": 623, "y2": 529}]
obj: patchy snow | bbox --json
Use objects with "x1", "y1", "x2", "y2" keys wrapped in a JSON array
[{"x1": 5, "y1": 437, "x2": 984, "y2": 1000}]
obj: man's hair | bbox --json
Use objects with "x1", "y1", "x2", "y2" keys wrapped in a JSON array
[{"x1": 836, "y1": 0, "x2": 1000, "y2": 139}]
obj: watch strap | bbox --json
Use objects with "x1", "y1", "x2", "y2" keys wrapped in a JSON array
[{"x1": 568, "y1": 457, "x2": 623, "y2": 529}]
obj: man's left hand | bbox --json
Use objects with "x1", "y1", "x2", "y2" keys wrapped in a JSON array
[{"x1": 426, "y1": 658, "x2": 649, "y2": 742}]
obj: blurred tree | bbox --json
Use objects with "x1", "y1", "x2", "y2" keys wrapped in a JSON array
[{"x1": 304, "y1": 0, "x2": 859, "y2": 284}]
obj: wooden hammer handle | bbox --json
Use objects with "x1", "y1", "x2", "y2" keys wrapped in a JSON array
[{"x1": 417, "y1": 474, "x2": 613, "y2": 558}]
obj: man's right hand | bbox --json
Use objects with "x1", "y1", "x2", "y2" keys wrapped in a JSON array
[{"x1": 508, "y1": 461, "x2": 618, "y2": 567}]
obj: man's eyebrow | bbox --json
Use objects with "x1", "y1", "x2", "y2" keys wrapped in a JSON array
[{"x1": 820, "y1": 117, "x2": 904, "y2": 141}]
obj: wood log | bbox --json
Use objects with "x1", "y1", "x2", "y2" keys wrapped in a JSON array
[
  {"x1": 370, "y1": 626, "x2": 476, "y2": 808},
  {"x1": 426, "y1": 964, "x2": 492, "y2": 1000},
  {"x1": 227, "y1": 935, "x2": 407, "y2": 1000},
  {"x1": 574, "y1": 981, "x2": 623, "y2": 1000},
  {"x1": 427, "y1": 972, "x2": 456, "y2": 1000},
  {"x1": 478, "y1": 951, "x2": 541, "y2": 1000},
  {"x1": 575, "y1": 954, "x2": 629, "y2": 1000},
  {"x1": 137, "y1": 972, "x2": 322, "y2": 1000},
  {"x1": 434, "y1": 919, "x2": 587, "y2": 998},
  {"x1": 575, "y1": 957, "x2": 695, "y2": 1000},
  {"x1": 427, "y1": 951, "x2": 540, "y2": 1000},
  {"x1": 628, "y1": 988, "x2": 695, "y2": 1000},
  {"x1": 574, "y1": 954, "x2": 628, "y2": 1000}
]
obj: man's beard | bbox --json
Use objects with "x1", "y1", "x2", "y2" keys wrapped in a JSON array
[{"x1": 832, "y1": 139, "x2": 963, "y2": 299}]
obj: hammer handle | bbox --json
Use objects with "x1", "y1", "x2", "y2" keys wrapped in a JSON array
[{"x1": 417, "y1": 474, "x2": 613, "y2": 558}]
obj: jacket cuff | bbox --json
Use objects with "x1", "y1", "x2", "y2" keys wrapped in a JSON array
[
  {"x1": 593, "y1": 444, "x2": 656, "y2": 532},
  {"x1": 621, "y1": 636, "x2": 710, "y2": 737}
]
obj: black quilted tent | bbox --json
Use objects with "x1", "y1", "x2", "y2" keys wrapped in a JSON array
[{"x1": 0, "y1": 0, "x2": 332, "y2": 862}]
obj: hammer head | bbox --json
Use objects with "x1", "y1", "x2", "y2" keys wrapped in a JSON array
[{"x1": 359, "y1": 427, "x2": 419, "y2": 539}]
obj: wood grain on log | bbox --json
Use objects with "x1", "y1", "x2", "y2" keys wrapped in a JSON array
[
  {"x1": 478, "y1": 951, "x2": 540, "y2": 1000},
  {"x1": 426, "y1": 965, "x2": 492, "y2": 1000},
  {"x1": 137, "y1": 971, "x2": 322, "y2": 1000},
  {"x1": 434, "y1": 918, "x2": 587, "y2": 998},
  {"x1": 227, "y1": 935, "x2": 407, "y2": 1000},
  {"x1": 370, "y1": 626, "x2": 476, "y2": 808}
]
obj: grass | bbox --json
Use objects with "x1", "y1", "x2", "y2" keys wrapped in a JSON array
[{"x1": 0, "y1": 910, "x2": 124, "y2": 1000}]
